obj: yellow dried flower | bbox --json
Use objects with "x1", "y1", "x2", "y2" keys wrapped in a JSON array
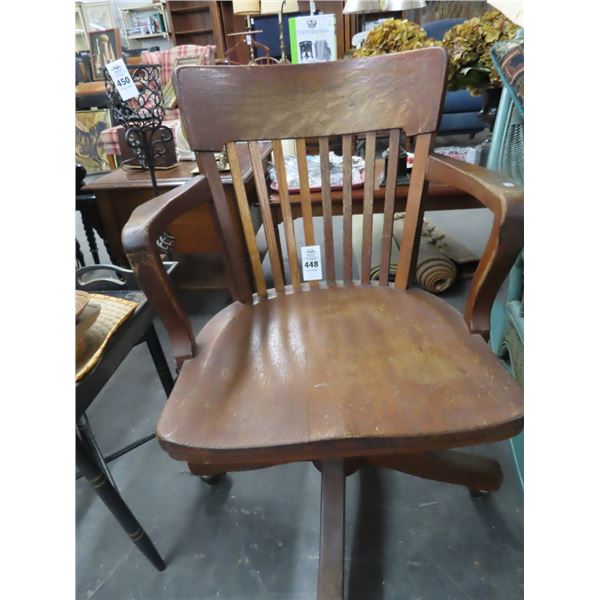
[
  {"x1": 442, "y1": 9, "x2": 519, "y2": 94},
  {"x1": 353, "y1": 19, "x2": 440, "y2": 58},
  {"x1": 352, "y1": 10, "x2": 518, "y2": 96}
]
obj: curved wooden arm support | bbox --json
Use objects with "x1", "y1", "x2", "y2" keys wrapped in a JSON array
[
  {"x1": 425, "y1": 154, "x2": 524, "y2": 340},
  {"x1": 122, "y1": 176, "x2": 211, "y2": 368}
]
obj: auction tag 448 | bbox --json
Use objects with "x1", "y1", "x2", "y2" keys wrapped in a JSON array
[
  {"x1": 105, "y1": 58, "x2": 138, "y2": 101},
  {"x1": 301, "y1": 245, "x2": 322, "y2": 281}
]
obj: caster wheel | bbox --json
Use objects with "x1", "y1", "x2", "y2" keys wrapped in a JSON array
[
  {"x1": 469, "y1": 489, "x2": 490, "y2": 498},
  {"x1": 200, "y1": 473, "x2": 226, "y2": 485}
]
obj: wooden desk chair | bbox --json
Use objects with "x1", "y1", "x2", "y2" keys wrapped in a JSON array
[{"x1": 123, "y1": 49, "x2": 523, "y2": 599}]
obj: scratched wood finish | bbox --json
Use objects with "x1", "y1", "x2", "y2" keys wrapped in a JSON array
[
  {"x1": 122, "y1": 177, "x2": 207, "y2": 367},
  {"x1": 157, "y1": 285, "x2": 523, "y2": 464},
  {"x1": 174, "y1": 49, "x2": 449, "y2": 151}
]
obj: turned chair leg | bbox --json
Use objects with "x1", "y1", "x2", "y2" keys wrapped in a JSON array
[
  {"x1": 77, "y1": 415, "x2": 117, "y2": 489},
  {"x1": 76, "y1": 432, "x2": 166, "y2": 571},
  {"x1": 368, "y1": 449, "x2": 503, "y2": 493},
  {"x1": 317, "y1": 459, "x2": 346, "y2": 600}
]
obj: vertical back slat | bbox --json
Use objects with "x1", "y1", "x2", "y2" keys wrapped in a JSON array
[
  {"x1": 319, "y1": 136, "x2": 335, "y2": 284},
  {"x1": 248, "y1": 141, "x2": 285, "y2": 292},
  {"x1": 342, "y1": 134, "x2": 353, "y2": 284},
  {"x1": 395, "y1": 133, "x2": 434, "y2": 289},
  {"x1": 198, "y1": 152, "x2": 252, "y2": 303},
  {"x1": 226, "y1": 142, "x2": 268, "y2": 299},
  {"x1": 272, "y1": 140, "x2": 301, "y2": 290},
  {"x1": 360, "y1": 131, "x2": 377, "y2": 284},
  {"x1": 295, "y1": 138, "x2": 315, "y2": 246},
  {"x1": 379, "y1": 129, "x2": 401, "y2": 285}
]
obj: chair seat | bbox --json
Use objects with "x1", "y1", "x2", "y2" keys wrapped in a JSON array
[{"x1": 157, "y1": 286, "x2": 523, "y2": 465}]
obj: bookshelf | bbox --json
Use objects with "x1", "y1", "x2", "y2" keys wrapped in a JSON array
[
  {"x1": 120, "y1": 2, "x2": 170, "y2": 46},
  {"x1": 167, "y1": 1, "x2": 225, "y2": 55}
]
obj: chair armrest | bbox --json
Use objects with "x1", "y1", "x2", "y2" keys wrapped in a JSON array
[
  {"x1": 122, "y1": 176, "x2": 211, "y2": 368},
  {"x1": 425, "y1": 153, "x2": 524, "y2": 340}
]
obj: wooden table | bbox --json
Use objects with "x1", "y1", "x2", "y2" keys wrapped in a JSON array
[
  {"x1": 268, "y1": 159, "x2": 482, "y2": 221},
  {"x1": 84, "y1": 141, "x2": 272, "y2": 266}
]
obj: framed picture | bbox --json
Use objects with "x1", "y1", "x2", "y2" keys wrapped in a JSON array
[
  {"x1": 82, "y1": 2, "x2": 115, "y2": 32},
  {"x1": 75, "y1": 4, "x2": 89, "y2": 52},
  {"x1": 89, "y1": 28, "x2": 122, "y2": 80},
  {"x1": 76, "y1": 109, "x2": 112, "y2": 175}
]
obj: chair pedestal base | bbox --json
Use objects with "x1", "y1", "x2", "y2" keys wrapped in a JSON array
[
  {"x1": 187, "y1": 450, "x2": 503, "y2": 599},
  {"x1": 314, "y1": 450, "x2": 502, "y2": 599},
  {"x1": 367, "y1": 449, "x2": 503, "y2": 492},
  {"x1": 317, "y1": 459, "x2": 346, "y2": 600}
]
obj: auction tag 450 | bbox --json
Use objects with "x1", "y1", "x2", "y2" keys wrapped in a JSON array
[
  {"x1": 301, "y1": 245, "x2": 322, "y2": 281},
  {"x1": 105, "y1": 58, "x2": 138, "y2": 101}
]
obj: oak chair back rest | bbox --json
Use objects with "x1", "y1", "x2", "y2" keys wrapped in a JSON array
[{"x1": 174, "y1": 49, "x2": 448, "y2": 303}]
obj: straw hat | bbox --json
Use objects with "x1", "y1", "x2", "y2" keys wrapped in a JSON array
[
  {"x1": 76, "y1": 303, "x2": 100, "y2": 360},
  {"x1": 76, "y1": 292, "x2": 139, "y2": 382},
  {"x1": 76, "y1": 291, "x2": 90, "y2": 320}
]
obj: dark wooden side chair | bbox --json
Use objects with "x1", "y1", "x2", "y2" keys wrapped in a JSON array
[{"x1": 122, "y1": 49, "x2": 523, "y2": 599}]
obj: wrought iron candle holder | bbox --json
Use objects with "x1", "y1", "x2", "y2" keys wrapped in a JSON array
[{"x1": 104, "y1": 63, "x2": 175, "y2": 257}]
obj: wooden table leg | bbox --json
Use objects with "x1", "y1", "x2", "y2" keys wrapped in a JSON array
[
  {"x1": 79, "y1": 205, "x2": 101, "y2": 264},
  {"x1": 76, "y1": 239, "x2": 85, "y2": 267},
  {"x1": 317, "y1": 459, "x2": 346, "y2": 600},
  {"x1": 76, "y1": 432, "x2": 166, "y2": 571}
]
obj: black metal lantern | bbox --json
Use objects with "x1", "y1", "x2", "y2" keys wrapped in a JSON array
[
  {"x1": 104, "y1": 63, "x2": 176, "y2": 256},
  {"x1": 104, "y1": 64, "x2": 175, "y2": 195}
]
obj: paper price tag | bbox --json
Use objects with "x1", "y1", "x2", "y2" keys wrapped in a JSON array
[
  {"x1": 105, "y1": 58, "x2": 138, "y2": 101},
  {"x1": 301, "y1": 245, "x2": 322, "y2": 281}
]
